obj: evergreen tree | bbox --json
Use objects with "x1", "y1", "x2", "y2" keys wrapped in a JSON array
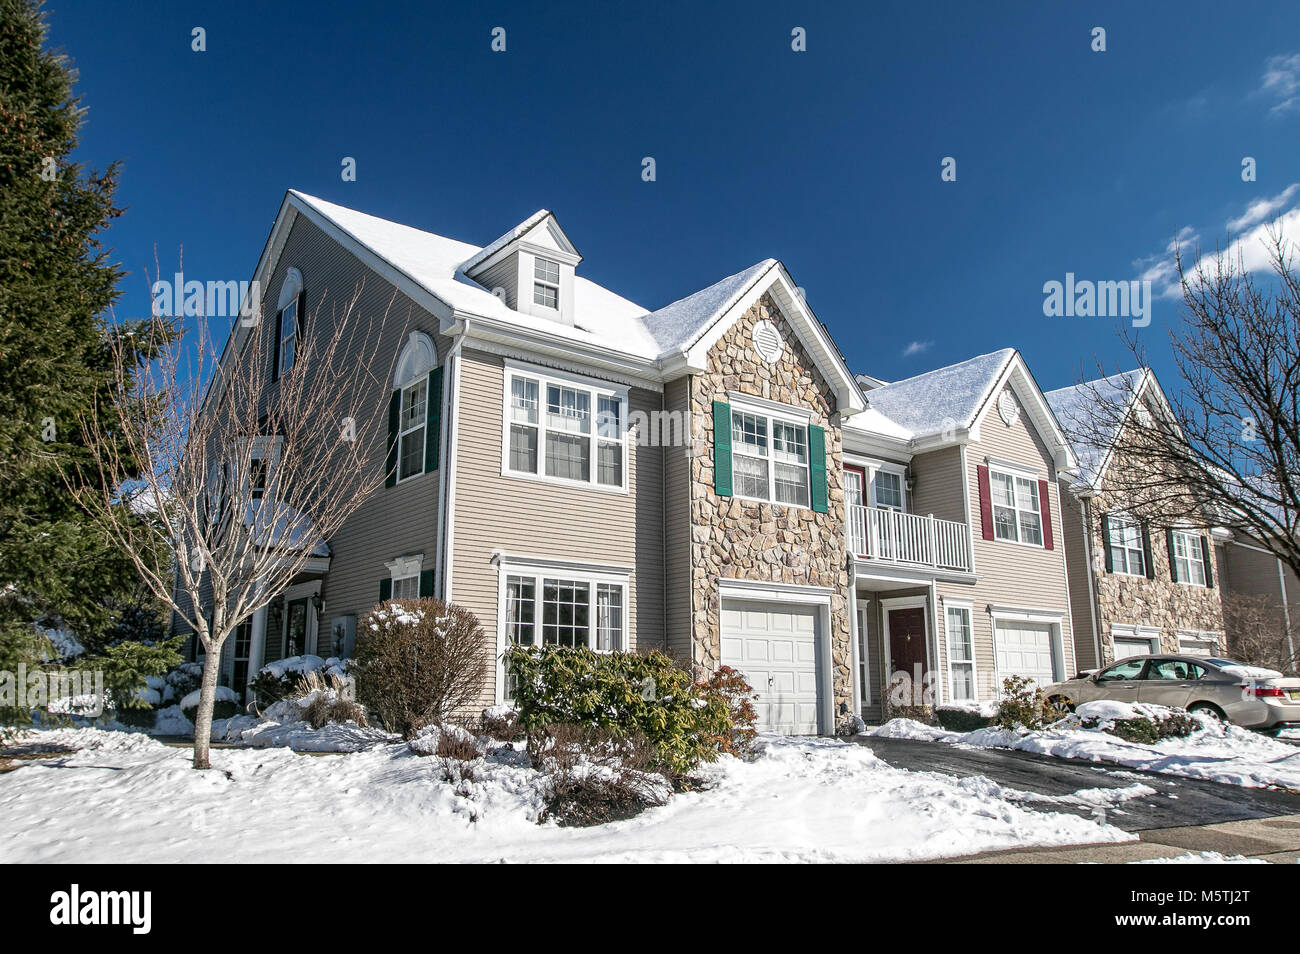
[{"x1": 0, "y1": 0, "x2": 167, "y2": 717}]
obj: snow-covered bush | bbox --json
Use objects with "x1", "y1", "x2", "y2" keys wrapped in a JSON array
[
  {"x1": 504, "y1": 645, "x2": 736, "y2": 776},
  {"x1": 478, "y1": 705, "x2": 521, "y2": 741},
  {"x1": 1075, "y1": 701, "x2": 1197, "y2": 744},
  {"x1": 301, "y1": 685, "x2": 367, "y2": 730},
  {"x1": 248, "y1": 655, "x2": 344, "y2": 708},
  {"x1": 180, "y1": 686, "x2": 240, "y2": 722},
  {"x1": 353, "y1": 599, "x2": 486, "y2": 740},
  {"x1": 936, "y1": 702, "x2": 997, "y2": 733},
  {"x1": 534, "y1": 723, "x2": 672, "y2": 827}
]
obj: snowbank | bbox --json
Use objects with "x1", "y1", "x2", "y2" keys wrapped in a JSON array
[
  {"x1": 179, "y1": 686, "x2": 237, "y2": 710},
  {"x1": 0, "y1": 730, "x2": 1131, "y2": 863}
]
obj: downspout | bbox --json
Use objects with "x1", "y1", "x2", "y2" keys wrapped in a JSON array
[
  {"x1": 1081, "y1": 497, "x2": 1102, "y2": 668},
  {"x1": 436, "y1": 327, "x2": 466, "y2": 603},
  {"x1": 1278, "y1": 557, "x2": 1296, "y2": 667}
]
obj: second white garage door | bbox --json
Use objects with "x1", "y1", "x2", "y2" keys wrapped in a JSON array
[
  {"x1": 720, "y1": 600, "x2": 821, "y2": 735},
  {"x1": 995, "y1": 621, "x2": 1058, "y2": 687}
]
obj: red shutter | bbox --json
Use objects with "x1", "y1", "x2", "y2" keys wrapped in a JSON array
[
  {"x1": 1038, "y1": 478, "x2": 1054, "y2": 550},
  {"x1": 977, "y1": 465, "x2": 994, "y2": 540}
]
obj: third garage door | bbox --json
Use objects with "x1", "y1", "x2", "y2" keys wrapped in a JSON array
[
  {"x1": 995, "y1": 621, "x2": 1058, "y2": 687},
  {"x1": 720, "y1": 600, "x2": 821, "y2": 735}
]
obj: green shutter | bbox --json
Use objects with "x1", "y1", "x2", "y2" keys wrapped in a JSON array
[
  {"x1": 1166, "y1": 529, "x2": 1179, "y2": 583},
  {"x1": 379, "y1": 578, "x2": 392, "y2": 602},
  {"x1": 1141, "y1": 524, "x2": 1156, "y2": 579},
  {"x1": 419, "y1": 569, "x2": 434, "y2": 597},
  {"x1": 424, "y1": 366, "x2": 443, "y2": 473},
  {"x1": 809, "y1": 424, "x2": 828, "y2": 513},
  {"x1": 712, "y1": 401, "x2": 732, "y2": 497},
  {"x1": 1101, "y1": 515, "x2": 1114, "y2": 573},
  {"x1": 270, "y1": 308, "x2": 282, "y2": 381},
  {"x1": 384, "y1": 390, "x2": 400, "y2": 488},
  {"x1": 1201, "y1": 536, "x2": 1215, "y2": 588}
]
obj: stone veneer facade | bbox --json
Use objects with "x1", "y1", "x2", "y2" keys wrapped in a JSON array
[
  {"x1": 1086, "y1": 470, "x2": 1225, "y2": 667},
  {"x1": 685, "y1": 293, "x2": 854, "y2": 716}
]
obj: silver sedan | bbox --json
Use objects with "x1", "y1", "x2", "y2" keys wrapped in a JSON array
[{"x1": 1042, "y1": 654, "x2": 1300, "y2": 736}]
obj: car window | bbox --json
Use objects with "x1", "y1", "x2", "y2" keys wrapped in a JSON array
[
  {"x1": 1097, "y1": 659, "x2": 1146, "y2": 681},
  {"x1": 1147, "y1": 659, "x2": 1205, "y2": 680}
]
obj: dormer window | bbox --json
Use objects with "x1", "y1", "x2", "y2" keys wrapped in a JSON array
[{"x1": 533, "y1": 257, "x2": 560, "y2": 309}]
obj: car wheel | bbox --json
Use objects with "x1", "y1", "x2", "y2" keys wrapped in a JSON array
[
  {"x1": 1188, "y1": 702, "x2": 1226, "y2": 723},
  {"x1": 1043, "y1": 695, "x2": 1074, "y2": 721}
]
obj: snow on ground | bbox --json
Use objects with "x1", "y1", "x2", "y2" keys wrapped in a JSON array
[
  {"x1": 0, "y1": 728, "x2": 1132, "y2": 863},
  {"x1": 1129, "y1": 852, "x2": 1269, "y2": 865},
  {"x1": 870, "y1": 714, "x2": 1300, "y2": 789}
]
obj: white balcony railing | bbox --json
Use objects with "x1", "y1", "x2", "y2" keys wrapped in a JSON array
[{"x1": 848, "y1": 504, "x2": 971, "y2": 572}]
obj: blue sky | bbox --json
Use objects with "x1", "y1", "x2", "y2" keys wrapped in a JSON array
[{"x1": 47, "y1": 0, "x2": 1300, "y2": 394}]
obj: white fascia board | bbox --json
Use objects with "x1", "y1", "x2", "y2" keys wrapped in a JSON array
[
  {"x1": 442, "y1": 313, "x2": 664, "y2": 391},
  {"x1": 680, "y1": 264, "x2": 867, "y2": 418}
]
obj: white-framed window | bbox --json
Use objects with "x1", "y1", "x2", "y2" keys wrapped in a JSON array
[
  {"x1": 503, "y1": 364, "x2": 628, "y2": 491},
  {"x1": 504, "y1": 572, "x2": 626, "y2": 652},
  {"x1": 1172, "y1": 530, "x2": 1207, "y2": 585},
  {"x1": 990, "y1": 468, "x2": 1042, "y2": 546},
  {"x1": 1107, "y1": 514, "x2": 1146, "y2": 576},
  {"x1": 731, "y1": 405, "x2": 811, "y2": 508},
  {"x1": 277, "y1": 296, "x2": 298, "y2": 376},
  {"x1": 945, "y1": 604, "x2": 976, "y2": 701},
  {"x1": 533, "y1": 257, "x2": 560, "y2": 309},
  {"x1": 397, "y1": 376, "x2": 428, "y2": 483},
  {"x1": 856, "y1": 603, "x2": 871, "y2": 706},
  {"x1": 391, "y1": 575, "x2": 420, "y2": 600},
  {"x1": 871, "y1": 469, "x2": 904, "y2": 510}
]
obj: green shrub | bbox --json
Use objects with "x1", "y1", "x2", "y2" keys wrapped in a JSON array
[
  {"x1": 182, "y1": 699, "x2": 239, "y2": 722},
  {"x1": 695, "y1": 666, "x2": 758, "y2": 757},
  {"x1": 1082, "y1": 709, "x2": 1197, "y2": 744},
  {"x1": 936, "y1": 706, "x2": 995, "y2": 732},
  {"x1": 503, "y1": 645, "x2": 734, "y2": 776},
  {"x1": 995, "y1": 675, "x2": 1044, "y2": 731}
]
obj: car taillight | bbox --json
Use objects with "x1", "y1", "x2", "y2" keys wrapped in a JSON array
[{"x1": 1246, "y1": 685, "x2": 1288, "y2": 698}]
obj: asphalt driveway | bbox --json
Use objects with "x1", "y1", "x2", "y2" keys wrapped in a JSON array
[{"x1": 852, "y1": 735, "x2": 1300, "y2": 832}]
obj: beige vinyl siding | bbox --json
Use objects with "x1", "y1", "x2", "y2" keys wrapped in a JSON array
[
  {"x1": 860, "y1": 596, "x2": 886, "y2": 723},
  {"x1": 450, "y1": 348, "x2": 666, "y2": 706},
  {"x1": 1059, "y1": 483, "x2": 1100, "y2": 670},
  {"x1": 936, "y1": 394, "x2": 1074, "y2": 700},
  {"x1": 663, "y1": 375, "x2": 693, "y2": 666},
  {"x1": 263, "y1": 215, "x2": 448, "y2": 638},
  {"x1": 474, "y1": 256, "x2": 518, "y2": 310},
  {"x1": 907, "y1": 446, "x2": 966, "y2": 524}
]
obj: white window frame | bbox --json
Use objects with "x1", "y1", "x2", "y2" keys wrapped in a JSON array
[
  {"x1": 728, "y1": 397, "x2": 812, "y2": 510},
  {"x1": 1177, "y1": 630, "x2": 1221, "y2": 656},
  {"x1": 989, "y1": 466, "x2": 1043, "y2": 548},
  {"x1": 856, "y1": 602, "x2": 871, "y2": 706},
  {"x1": 1171, "y1": 529, "x2": 1207, "y2": 586},
  {"x1": 943, "y1": 600, "x2": 978, "y2": 702},
  {"x1": 1107, "y1": 513, "x2": 1146, "y2": 576},
  {"x1": 1110, "y1": 623, "x2": 1160, "y2": 658},
  {"x1": 277, "y1": 297, "x2": 298, "y2": 377},
  {"x1": 385, "y1": 553, "x2": 425, "y2": 600},
  {"x1": 501, "y1": 362, "x2": 629, "y2": 493},
  {"x1": 533, "y1": 256, "x2": 560, "y2": 310},
  {"x1": 395, "y1": 375, "x2": 429, "y2": 485}
]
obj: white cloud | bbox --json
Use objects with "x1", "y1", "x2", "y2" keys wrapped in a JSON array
[
  {"x1": 1227, "y1": 183, "x2": 1300, "y2": 232},
  {"x1": 1259, "y1": 52, "x2": 1300, "y2": 114},
  {"x1": 902, "y1": 340, "x2": 932, "y2": 357}
]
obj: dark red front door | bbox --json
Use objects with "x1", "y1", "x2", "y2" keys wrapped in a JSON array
[{"x1": 888, "y1": 607, "x2": 927, "y2": 680}]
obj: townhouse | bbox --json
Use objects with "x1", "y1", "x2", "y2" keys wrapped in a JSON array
[
  {"x1": 1045, "y1": 370, "x2": 1226, "y2": 670},
  {"x1": 181, "y1": 191, "x2": 1291, "y2": 736}
]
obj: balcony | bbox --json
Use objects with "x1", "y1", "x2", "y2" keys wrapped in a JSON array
[{"x1": 848, "y1": 504, "x2": 971, "y2": 572}]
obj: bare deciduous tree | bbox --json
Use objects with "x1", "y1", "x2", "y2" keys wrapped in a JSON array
[
  {"x1": 74, "y1": 282, "x2": 395, "y2": 768},
  {"x1": 1222, "y1": 592, "x2": 1297, "y2": 674},
  {"x1": 1059, "y1": 227, "x2": 1300, "y2": 582}
]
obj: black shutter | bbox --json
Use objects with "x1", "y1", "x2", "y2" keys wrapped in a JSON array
[
  {"x1": 385, "y1": 390, "x2": 401, "y2": 488},
  {"x1": 1100, "y1": 514, "x2": 1113, "y2": 573},
  {"x1": 419, "y1": 569, "x2": 434, "y2": 597},
  {"x1": 1166, "y1": 529, "x2": 1179, "y2": 583},
  {"x1": 1140, "y1": 523, "x2": 1156, "y2": 579},
  {"x1": 296, "y1": 289, "x2": 306, "y2": 339},
  {"x1": 1201, "y1": 536, "x2": 1215, "y2": 588},
  {"x1": 424, "y1": 366, "x2": 443, "y2": 473},
  {"x1": 379, "y1": 578, "x2": 392, "y2": 602},
  {"x1": 270, "y1": 307, "x2": 282, "y2": 381}
]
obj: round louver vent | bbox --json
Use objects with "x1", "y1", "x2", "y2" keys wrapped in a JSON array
[
  {"x1": 997, "y1": 388, "x2": 1021, "y2": 427},
  {"x1": 753, "y1": 320, "x2": 784, "y2": 362}
]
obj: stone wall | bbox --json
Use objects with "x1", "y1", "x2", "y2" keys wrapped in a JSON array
[
  {"x1": 1088, "y1": 468, "x2": 1225, "y2": 666},
  {"x1": 686, "y1": 293, "x2": 854, "y2": 715}
]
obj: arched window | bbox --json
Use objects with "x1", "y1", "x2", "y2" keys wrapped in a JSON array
[
  {"x1": 388, "y1": 332, "x2": 441, "y2": 485},
  {"x1": 273, "y1": 267, "x2": 304, "y2": 379}
]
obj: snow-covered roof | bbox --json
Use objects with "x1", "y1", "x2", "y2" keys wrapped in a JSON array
[
  {"x1": 639, "y1": 260, "x2": 775, "y2": 352},
  {"x1": 1044, "y1": 369, "x2": 1146, "y2": 490},
  {"x1": 459, "y1": 208, "x2": 553, "y2": 274},
  {"x1": 860, "y1": 349, "x2": 1016, "y2": 439}
]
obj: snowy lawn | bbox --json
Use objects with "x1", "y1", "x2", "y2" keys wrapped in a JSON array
[
  {"x1": 0, "y1": 727, "x2": 1133, "y2": 863},
  {"x1": 870, "y1": 704, "x2": 1300, "y2": 790}
]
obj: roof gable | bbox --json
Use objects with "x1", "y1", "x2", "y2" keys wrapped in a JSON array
[{"x1": 1045, "y1": 369, "x2": 1160, "y2": 493}]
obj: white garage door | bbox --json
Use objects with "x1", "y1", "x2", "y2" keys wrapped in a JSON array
[
  {"x1": 995, "y1": 621, "x2": 1058, "y2": 687},
  {"x1": 720, "y1": 600, "x2": 821, "y2": 735},
  {"x1": 1114, "y1": 637, "x2": 1155, "y2": 660}
]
